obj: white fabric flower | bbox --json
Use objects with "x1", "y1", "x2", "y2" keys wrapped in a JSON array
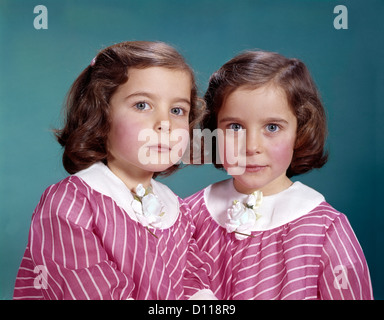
[
  {"x1": 230, "y1": 201, "x2": 246, "y2": 220},
  {"x1": 225, "y1": 191, "x2": 263, "y2": 240},
  {"x1": 246, "y1": 190, "x2": 263, "y2": 209},
  {"x1": 135, "y1": 184, "x2": 146, "y2": 197},
  {"x1": 132, "y1": 199, "x2": 143, "y2": 215},
  {"x1": 246, "y1": 194, "x2": 257, "y2": 207},
  {"x1": 131, "y1": 184, "x2": 164, "y2": 228},
  {"x1": 142, "y1": 193, "x2": 163, "y2": 225}
]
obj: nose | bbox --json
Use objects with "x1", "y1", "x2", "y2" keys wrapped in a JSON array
[
  {"x1": 246, "y1": 129, "x2": 262, "y2": 155},
  {"x1": 154, "y1": 107, "x2": 171, "y2": 133},
  {"x1": 156, "y1": 120, "x2": 171, "y2": 133}
]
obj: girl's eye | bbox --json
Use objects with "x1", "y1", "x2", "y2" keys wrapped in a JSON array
[
  {"x1": 229, "y1": 123, "x2": 243, "y2": 131},
  {"x1": 135, "y1": 102, "x2": 151, "y2": 111},
  {"x1": 266, "y1": 124, "x2": 280, "y2": 133},
  {"x1": 170, "y1": 107, "x2": 184, "y2": 116}
]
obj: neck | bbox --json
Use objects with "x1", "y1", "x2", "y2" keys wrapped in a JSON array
[
  {"x1": 107, "y1": 161, "x2": 153, "y2": 192},
  {"x1": 233, "y1": 175, "x2": 293, "y2": 196},
  {"x1": 260, "y1": 178, "x2": 293, "y2": 196}
]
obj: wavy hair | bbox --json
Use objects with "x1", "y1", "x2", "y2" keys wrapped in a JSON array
[
  {"x1": 55, "y1": 41, "x2": 203, "y2": 176},
  {"x1": 203, "y1": 50, "x2": 328, "y2": 177}
]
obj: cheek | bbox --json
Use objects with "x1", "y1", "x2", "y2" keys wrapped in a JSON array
[
  {"x1": 109, "y1": 118, "x2": 143, "y2": 152},
  {"x1": 268, "y1": 138, "x2": 295, "y2": 167}
]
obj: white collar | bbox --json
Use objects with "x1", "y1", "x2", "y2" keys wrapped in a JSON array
[
  {"x1": 204, "y1": 178, "x2": 325, "y2": 231},
  {"x1": 74, "y1": 162, "x2": 180, "y2": 229}
]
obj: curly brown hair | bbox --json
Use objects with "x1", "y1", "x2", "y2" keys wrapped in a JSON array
[
  {"x1": 203, "y1": 50, "x2": 328, "y2": 177},
  {"x1": 55, "y1": 41, "x2": 204, "y2": 177}
]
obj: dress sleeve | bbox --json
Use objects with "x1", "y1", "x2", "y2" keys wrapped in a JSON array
[
  {"x1": 318, "y1": 213, "x2": 373, "y2": 300},
  {"x1": 178, "y1": 199, "x2": 217, "y2": 299},
  {"x1": 29, "y1": 181, "x2": 135, "y2": 300}
]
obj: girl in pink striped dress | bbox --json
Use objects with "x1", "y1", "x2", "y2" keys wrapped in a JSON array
[
  {"x1": 186, "y1": 51, "x2": 373, "y2": 300},
  {"x1": 13, "y1": 41, "x2": 216, "y2": 300}
]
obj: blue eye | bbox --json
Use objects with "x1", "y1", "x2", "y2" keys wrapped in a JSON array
[
  {"x1": 135, "y1": 102, "x2": 150, "y2": 111},
  {"x1": 266, "y1": 124, "x2": 280, "y2": 133},
  {"x1": 170, "y1": 107, "x2": 184, "y2": 116},
  {"x1": 229, "y1": 123, "x2": 243, "y2": 131}
]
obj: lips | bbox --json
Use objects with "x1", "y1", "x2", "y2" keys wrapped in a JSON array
[
  {"x1": 244, "y1": 165, "x2": 267, "y2": 173},
  {"x1": 148, "y1": 144, "x2": 171, "y2": 153}
]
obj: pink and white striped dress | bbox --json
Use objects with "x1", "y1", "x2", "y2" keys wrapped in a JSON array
[
  {"x1": 185, "y1": 178, "x2": 373, "y2": 300},
  {"x1": 13, "y1": 163, "x2": 214, "y2": 300}
]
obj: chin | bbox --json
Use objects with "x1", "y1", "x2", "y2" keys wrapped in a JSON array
[
  {"x1": 142, "y1": 163, "x2": 176, "y2": 174},
  {"x1": 232, "y1": 177, "x2": 264, "y2": 194}
]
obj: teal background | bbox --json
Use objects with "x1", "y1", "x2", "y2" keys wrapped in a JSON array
[{"x1": 0, "y1": 0, "x2": 383, "y2": 300}]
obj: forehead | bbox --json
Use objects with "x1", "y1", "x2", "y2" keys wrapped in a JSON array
[
  {"x1": 113, "y1": 67, "x2": 193, "y2": 99},
  {"x1": 127, "y1": 66, "x2": 192, "y2": 85},
  {"x1": 220, "y1": 85, "x2": 292, "y2": 116}
]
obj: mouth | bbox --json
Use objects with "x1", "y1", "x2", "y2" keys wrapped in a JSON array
[
  {"x1": 244, "y1": 165, "x2": 267, "y2": 173},
  {"x1": 148, "y1": 144, "x2": 172, "y2": 153}
]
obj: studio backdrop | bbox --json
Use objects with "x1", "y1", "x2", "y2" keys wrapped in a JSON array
[{"x1": 0, "y1": 0, "x2": 383, "y2": 299}]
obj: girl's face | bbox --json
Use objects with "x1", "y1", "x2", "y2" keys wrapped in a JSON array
[
  {"x1": 107, "y1": 67, "x2": 191, "y2": 189},
  {"x1": 217, "y1": 85, "x2": 297, "y2": 196}
]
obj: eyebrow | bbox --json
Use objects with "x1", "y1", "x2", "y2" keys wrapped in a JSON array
[
  {"x1": 263, "y1": 117, "x2": 289, "y2": 124},
  {"x1": 218, "y1": 117, "x2": 242, "y2": 124},
  {"x1": 125, "y1": 91, "x2": 191, "y2": 106},
  {"x1": 218, "y1": 116, "x2": 289, "y2": 124}
]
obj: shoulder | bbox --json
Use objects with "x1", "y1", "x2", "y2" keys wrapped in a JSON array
[
  {"x1": 289, "y1": 200, "x2": 340, "y2": 225},
  {"x1": 186, "y1": 179, "x2": 231, "y2": 204},
  {"x1": 184, "y1": 188, "x2": 205, "y2": 204},
  {"x1": 289, "y1": 201, "x2": 355, "y2": 241},
  {"x1": 311, "y1": 202, "x2": 356, "y2": 236},
  {"x1": 184, "y1": 183, "x2": 214, "y2": 213},
  {"x1": 32, "y1": 175, "x2": 94, "y2": 228},
  {"x1": 184, "y1": 180, "x2": 234, "y2": 226},
  {"x1": 309, "y1": 201, "x2": 343, "y2": 218},
  {"x1": 38, "y1": 175, "x2": 91, "y2": 205}
]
